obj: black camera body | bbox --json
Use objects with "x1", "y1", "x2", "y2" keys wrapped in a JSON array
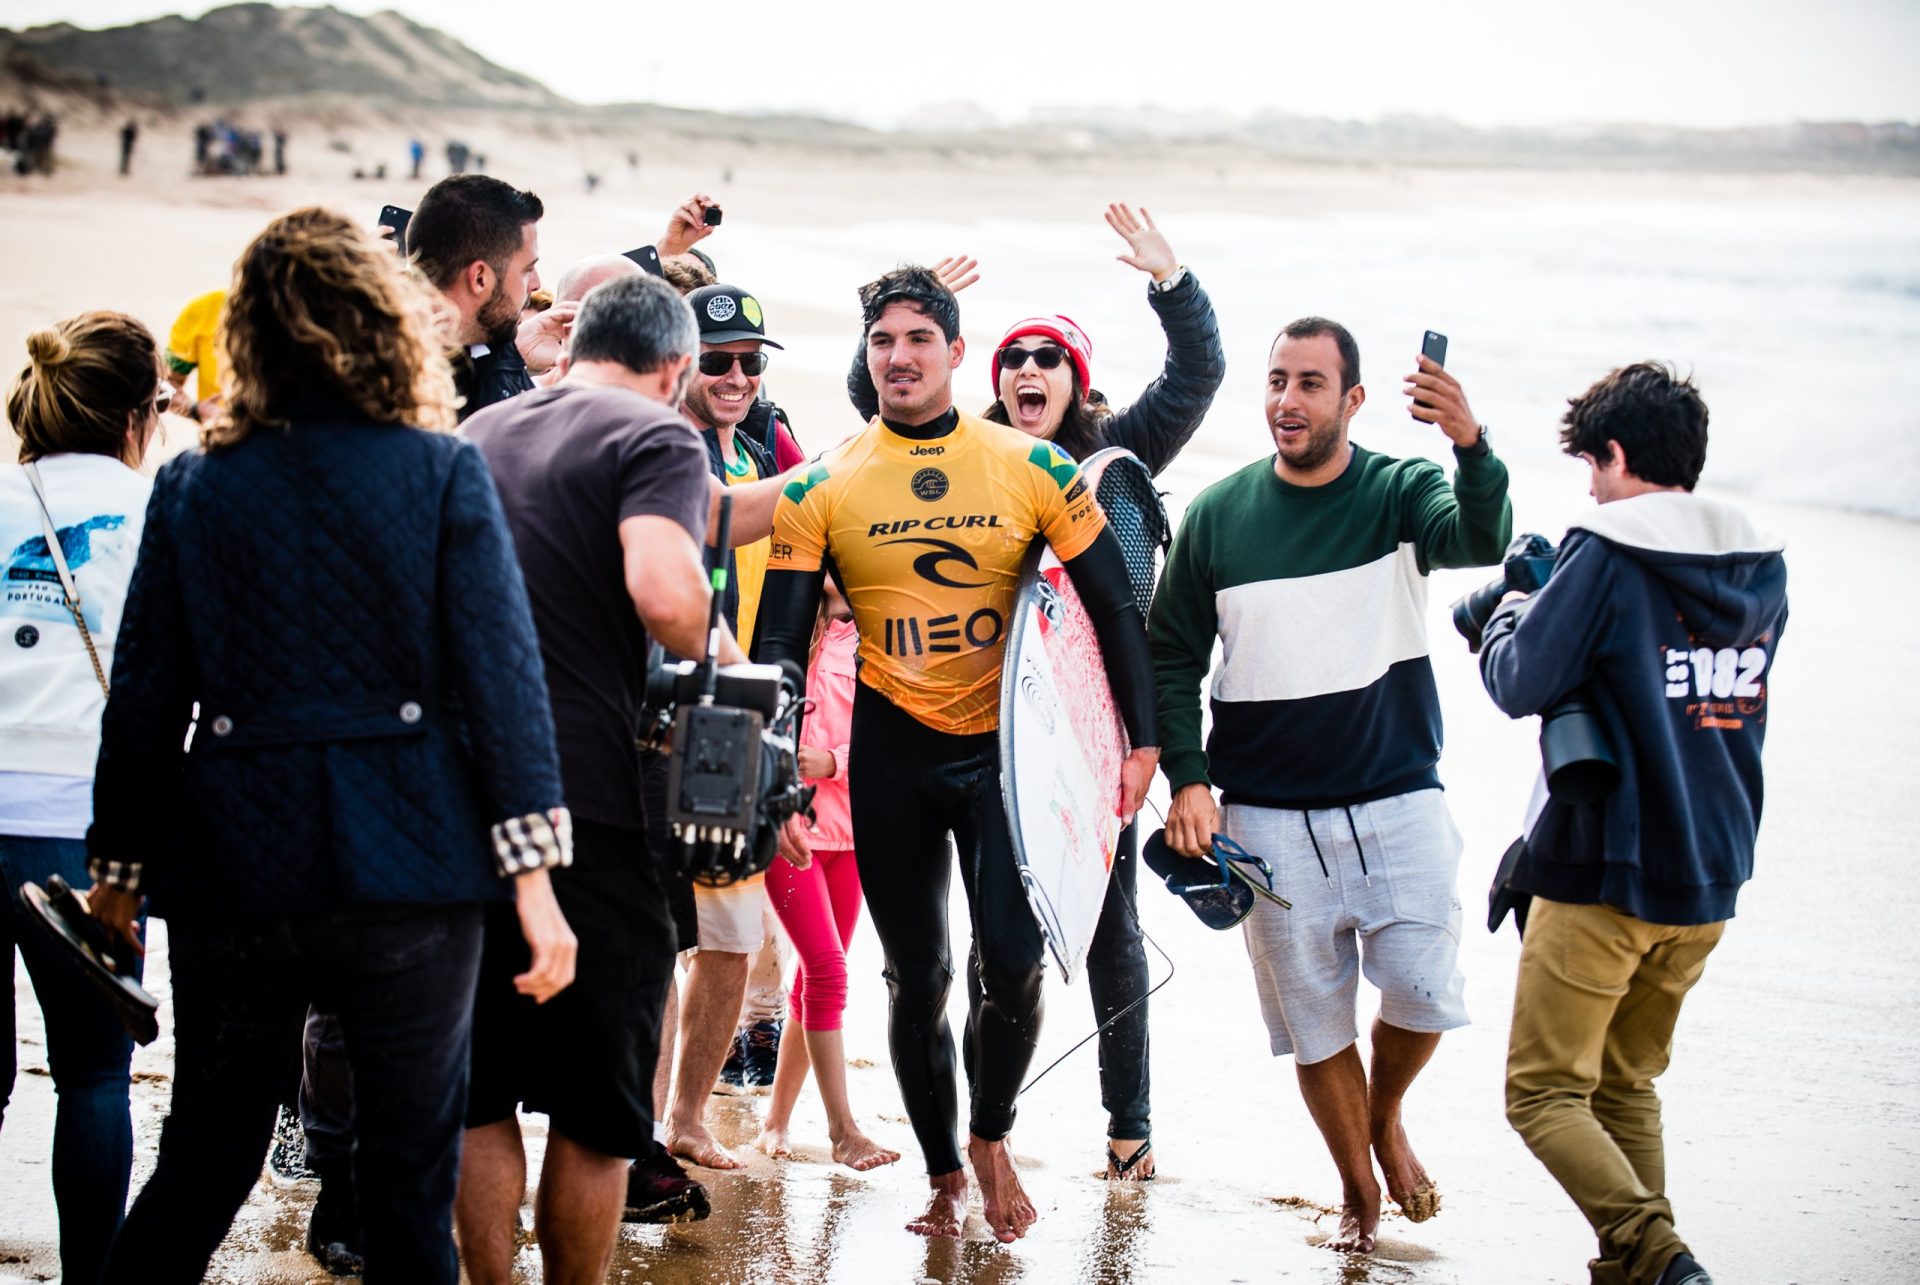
[
  {"x1": 642, "y1": 656, "x2": 813, "y2": 887},
  {"x1": 1454, "y1": 533, "x2": 1619, "y2": 805}
]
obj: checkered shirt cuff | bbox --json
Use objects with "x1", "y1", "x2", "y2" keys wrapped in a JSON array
[
  {"x1": 87, "y1": 857, "x2": 144, "y2": 895},
  {"x1": 492, "y1": 807, "x2": 573, "y2": 878}
]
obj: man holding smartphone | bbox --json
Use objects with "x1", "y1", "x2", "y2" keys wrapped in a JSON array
[{"x1": 1151, "y1": 318, "x2": 1510, "y2": 1254}]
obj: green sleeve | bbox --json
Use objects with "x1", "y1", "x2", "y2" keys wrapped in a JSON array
[
  {"x1": 1149, "y1": 499, "x2": 1218, "y2": 792},
  {"x1": 1405, "y1": 446, "x2": 1513, "y2": 572}
]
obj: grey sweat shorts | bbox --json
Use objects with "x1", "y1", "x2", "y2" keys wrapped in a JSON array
[{"x1": 1226, "y1": 788, "x2": 1469, "y2": 1065}]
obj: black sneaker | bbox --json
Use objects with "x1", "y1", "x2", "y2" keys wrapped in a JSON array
[
  {"x1": 267, "y1": 1104, "x2": 318, "y2": 1184},
  {"x1": 1658, "y1": 1253, "x2": 1713, "y2": 1285},
  {"x1": 623, "y1": 1149, "x2": 712, "y2": 1224},
  {"x1": 305, "y1": 1170, "x2": 364, "y2": 1276},
  {"x1": 740, "y1": 1019, "x2": 782, "y2": 1093},
  {"x1": 714, "y1": 1028, "x2": 749, "y2": 1095}
]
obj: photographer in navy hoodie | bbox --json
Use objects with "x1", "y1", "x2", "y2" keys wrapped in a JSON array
[{"x1": 1478, "y1": 363, "x2": 1787, "y2": 1285}]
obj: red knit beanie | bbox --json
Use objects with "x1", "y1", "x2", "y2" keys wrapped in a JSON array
[{"x1": 993, "y1": 314, "x2": 1093, "y2": 397}]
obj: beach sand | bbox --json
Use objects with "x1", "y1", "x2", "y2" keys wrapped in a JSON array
[{"x1": 4, "y1": 116, "x2": 1917, "y2": 1283}]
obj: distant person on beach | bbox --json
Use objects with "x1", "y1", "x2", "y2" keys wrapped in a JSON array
[
  {"x1": 457, "y1": 272, "x2": 749, "y2": 1282},
  {"x1": 117, "y1": 119, "x2": 136, "y2": 176},
  {"x1": 408, "y1": 174, "x2": 558, "y2": 419},
  {"x1": 753, "y1": 266, "x2": 1159, "y2": 1243},
  {"x1": 85, "y1": 206, "x2": 577, "y2": 1285},
  {"x1": 272, "y1": 128, "x2": 286, "y2": 176},
  {"x1": 1150, "y1": 317, "x2": 1510, "y2": 1253},
  {"x1": 1479, "y1": 364, "x2": 1787, "y2": 1285},
  {"x1": 847, "y1": 205, "x2": 1225, "y2": 1181},
  {"x1": 409, "y1": 137, "x2": 424, "y2": 180},
  {"x1": 0, "y1": 309, "x2": 166, "y2": 1285}
]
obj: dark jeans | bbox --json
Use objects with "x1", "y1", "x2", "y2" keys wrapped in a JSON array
[
  {"x1": 101, "y1": 902, "x2": 484, "y2": 1285},
  {"x1": 0, "y1": 834, "x2": 142, "y2": 1285},
  {"x1": 300, "y1": 1008, "x2": 354, "y2": 1169},
  {"x1": 963, "y1": 820, "x2": 1151, "y2": 1142}
]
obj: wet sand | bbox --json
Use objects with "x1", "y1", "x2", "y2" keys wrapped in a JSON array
[{"x1": 4, "y1": 120, "x2": 1919, "y2": 1283}]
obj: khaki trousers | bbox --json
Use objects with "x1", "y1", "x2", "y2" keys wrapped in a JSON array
[{"x1": 1505, "y1": 897, "x2": 1725, "y2": 1285}]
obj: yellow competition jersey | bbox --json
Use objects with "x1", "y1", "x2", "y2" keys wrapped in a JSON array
[
  {"x1": 165, "y1": 289, "x2": 225, "y2": 400},
  {"x1": 768, "y1": 412, "x2": 1104, "y2": 735}
]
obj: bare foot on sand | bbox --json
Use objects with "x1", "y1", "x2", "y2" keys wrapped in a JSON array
[
  {"x1": 906, "y1": 1170, "x2": 968, "y2": 1238},
  {"x1": 1325, "y1": 1176, "x2": 1380, "y2": 1254},
  {"x1": 751, "y1": 1123, "x2": 791, "y2": 1159},
  {"x1": 1104, "y1": 1137, "x2": 1156, "y2": 1181},
  {"x1": 1372, "y1": 1111, "x2": 1440, "y2": 1222},
  {"x1": 668, "y1": 1123, "x2": 745, "y2": 1171},
  {"x1": 968, "y1": 1134, "x2": 1038, "y2": 1243},
  {"x1": 830, "y1": 1127, "x2": 900, "y2": 1172}
]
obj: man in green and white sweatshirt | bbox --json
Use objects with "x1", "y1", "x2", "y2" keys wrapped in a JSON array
[{"x1": 1150, "y1": 317, "x2": 1511, "y2": 1255}]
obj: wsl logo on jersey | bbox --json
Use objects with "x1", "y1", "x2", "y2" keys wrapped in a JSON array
[{"x1": 911, "y1": 468, "x2": 949, "y2": 502}]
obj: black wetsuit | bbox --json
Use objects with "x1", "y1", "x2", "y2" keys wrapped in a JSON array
[{"x1": 753, "y1": 407, "x2": 1156, "y2": 1174}]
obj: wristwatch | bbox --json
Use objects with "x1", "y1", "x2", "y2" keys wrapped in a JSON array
[
  {"x1": 1456, "y1": 425, "x2": 1491, "y2": 458},
  {"x1": 1151, "y1": 266, "x2": 1189, "y2": 293}
]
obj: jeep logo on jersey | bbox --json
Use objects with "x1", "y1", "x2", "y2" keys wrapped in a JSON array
[
  {"x1": 705, "y1": 294, "x2": 738, "y2": 323},
  {"x1": 911, "y1": 468, "x2": 949, "y2": 502},
  {"x1": 1027, "y1": 443, "x2": 1077, "y2": 490},
  {"x1": 910, "y1": 445, "x2": 944, "y2": 456},
  {"x1": 878, "y1": 536, "x2": 990, "y2": 589}
]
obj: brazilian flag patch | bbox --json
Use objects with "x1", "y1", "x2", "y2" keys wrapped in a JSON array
[
  {"x1": 1027, "y1": 443, "x2": 1077, "y2": 491},
  {"x1": 783, "y1": 463, "x2": 831, "y2": 505}
]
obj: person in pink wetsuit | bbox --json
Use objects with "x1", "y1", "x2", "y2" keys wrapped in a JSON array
[{"x1": 752, "y1": 577, "x2": 900, "y2": 1171}]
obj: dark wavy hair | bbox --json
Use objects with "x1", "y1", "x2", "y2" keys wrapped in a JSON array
[
  {"x1": 214, "y1": 206, "x2": 455, "y2": 447},
  {"x1": 858, "y1": 266, "x2": 959, "y2": 343},
  {"x1": 1559, "y1": 362, "x2": 1708, "y2": 490}
]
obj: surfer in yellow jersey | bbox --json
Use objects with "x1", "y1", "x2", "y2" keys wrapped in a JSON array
[
  {"x1": 163, "y1": 289, "x2": 225, "y2": 422},
  {"x1": 753, "y1": 267, "x2": 1159, "y2": 1244}
]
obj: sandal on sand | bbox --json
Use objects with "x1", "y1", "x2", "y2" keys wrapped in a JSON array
[{"x1": 1105, "y1": 1138, "x2": 1155, "y2": 1182}]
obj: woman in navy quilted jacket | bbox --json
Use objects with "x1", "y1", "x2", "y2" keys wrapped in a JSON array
[{"x1": 83, "y1": 207, "x2": 578, "y2": 1285}]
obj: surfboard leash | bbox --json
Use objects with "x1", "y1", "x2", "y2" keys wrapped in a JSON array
[{"x1": 1017, "y1": 791, "x2": 1182, "y2": 1098}]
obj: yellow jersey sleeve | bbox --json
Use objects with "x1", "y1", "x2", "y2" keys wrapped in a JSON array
[
  {"x1": 768, "y1": 458, "x2": 834, "y2": 575},
  {"x1": 166, "y1": 290, "x2": 225, "y2": 397},
  {"x1": 1024, "y1": 440, "x2": 1105, "y2": 562}
]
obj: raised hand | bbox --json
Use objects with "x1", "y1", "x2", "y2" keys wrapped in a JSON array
[
  {"x1": 515, "y1": 300, "x2": 578, "y2": 376},
  {"x1": 930, "y1": 255, "x2": 980, "y2": 294},
  {"x1": 1104, "y1": 203, "x2": 1178, "y2": 284},
  {"x1": 1403, "y1": 355, "x2": 1484, "y2": 449},
  {"x1": 657, "y1": 192, "x2": 718, "y2": 259}
]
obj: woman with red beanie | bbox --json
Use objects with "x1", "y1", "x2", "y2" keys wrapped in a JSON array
[{"x1": 847, "y1": 203, "x2": 1225, "y2": 1182}]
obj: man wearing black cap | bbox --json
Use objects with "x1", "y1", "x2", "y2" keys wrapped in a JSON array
[{"x1": 651, "y1": 283, "x2": 793, "y2": 1174}]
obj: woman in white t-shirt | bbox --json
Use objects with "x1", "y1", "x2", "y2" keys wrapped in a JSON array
[{"x1": 0, "y1": 311, "x2": 165, "y2": 1285}]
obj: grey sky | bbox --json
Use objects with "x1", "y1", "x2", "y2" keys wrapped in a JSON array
[{"x1": 7, "y1": 0, "x2": 1918, "y2": 129}]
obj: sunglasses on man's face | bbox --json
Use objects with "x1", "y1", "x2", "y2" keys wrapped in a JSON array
[
  {"x1": 698, "y1": 351, "x2": 769, "y2": 378},
  {"x1": 996, "y1": 344, "x2": 1068, "y2": 374}
]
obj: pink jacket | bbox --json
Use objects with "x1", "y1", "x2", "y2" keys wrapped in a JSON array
[{"x1": 800, "y1": 617, "x2": 857, "y2": 849}]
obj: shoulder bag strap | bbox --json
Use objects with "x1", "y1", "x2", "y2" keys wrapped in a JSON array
[{"x1": 22, "y1": 461, "x2": 110, "y2": 698}]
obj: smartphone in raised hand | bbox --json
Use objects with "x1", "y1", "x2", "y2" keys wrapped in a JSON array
[
  {"x1": 378, "y1": 204, "x2": 411, "y2": 254},
  {"x1": 1414, "y1": 330, "x2": 1449, "y2": 413}
]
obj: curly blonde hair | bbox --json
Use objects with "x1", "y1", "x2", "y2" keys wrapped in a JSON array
[{"x1": 211, "y1": 206, "x2": 455, "y2": 448}]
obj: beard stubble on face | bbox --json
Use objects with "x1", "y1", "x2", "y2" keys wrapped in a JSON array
[
  {"x1": 1274, "y1": 406, "x2": 1348, "y2": 475},
  {"x1": 477, "y1": 280, "x2": 521, "y2": 349}
]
